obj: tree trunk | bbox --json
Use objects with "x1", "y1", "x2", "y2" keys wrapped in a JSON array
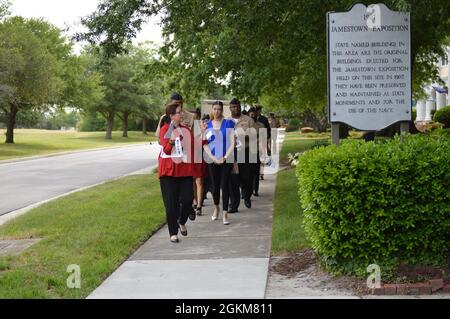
[
  {"x1": 304, "y1": 109, "x2": 329, "y2": 132},
  {"x1": 142, "y1": 117, "x2": 148, "y2": 135},
  {"x1": 5, "y1": 103, "x2": 18, "y2": 144},
  {"x1": 105, "y1": 114, "x2": 114, "y2": 140},
  {"x1": 122, "y1": 112, "x2": 129, "y2": 138}
]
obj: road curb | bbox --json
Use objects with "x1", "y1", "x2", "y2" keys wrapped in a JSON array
[
  {"x1": 0, "y1": 164, "x2": 157, "y2": 227},
  {"x1": 0, "y1": 142, "x2": 156, "y2": 165}
]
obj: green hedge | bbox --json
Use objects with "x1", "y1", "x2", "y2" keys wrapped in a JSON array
[
  {"x1": 296, "y1": 135, "x2": 450, "y2": 276},
  {"x1": 288, "y1": 118, "x2": 301, "y2": 126},
  {"x1": 286, "y1": 119, "x2": 301, "y2": 132},
  {"x1": 285, "y1": 125, "x2": 299, "y2": 132},
  {"x1": 433, "y1": 105, "x2": 450, "y2": 128}
]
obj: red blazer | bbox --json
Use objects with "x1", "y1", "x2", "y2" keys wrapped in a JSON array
[{"x1": 158, "y1": 123, "x2": 194, "y2": 178}]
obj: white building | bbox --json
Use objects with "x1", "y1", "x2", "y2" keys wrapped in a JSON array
[{"x1": 415, "y1": 47, "x2": 450, "y2": 122}]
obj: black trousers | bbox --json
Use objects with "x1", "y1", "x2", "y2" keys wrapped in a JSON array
[
  {"x1": 229, "y1": 171, "x2": 240, "y2": 211},
  {"x1": 208, "y1": 163, "x2": 233, "y2": 211},
  {"x1": 239, "y1": 162, "x2": 253, "y2": 200},
  {"x1": 251, "y1": 153, "x2": 261, "y2": 194},
  {"x1": 235, "y1": 147, "x2": 253, "y2": 201},
  {"x1": 160, "y1": 176, "x2": 194, "y2": 236}
]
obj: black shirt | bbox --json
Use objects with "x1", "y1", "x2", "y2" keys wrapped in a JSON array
[{"x1": 257, "y1": 115, "x2": 271, "y2": 139}]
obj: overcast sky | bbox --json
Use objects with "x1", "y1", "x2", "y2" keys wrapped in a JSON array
[{"x1": 10, "y1": 0, "x2": 163, "y2": 51}]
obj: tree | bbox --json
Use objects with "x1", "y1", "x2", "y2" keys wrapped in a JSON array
[
  {"x1": 62, "y1": 53, "x2": 105, "y2": 111},
  {"x1": 0, "y1": 17, "x2": 64, "y2": 143},
  {"x1": 83, "y1": 44, "x2": 156, "y2": 139},
  {"x1": 139, "y1": 57, "x2": 166, "y2": 135},
  {"x1": 0, "y1": 0, "x2": 11, "y2": 20},
  {"x1": 115, "y1": 44, "x2": 153, "y2": 138},
  {"x1": 81, "y1": 0, "x2": 450, "y2": 120}
]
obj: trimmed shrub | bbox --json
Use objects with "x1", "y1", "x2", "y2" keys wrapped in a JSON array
[
  {"x1": 433, "y1": 105, "x2": 450, "y2": 128},
  {"x1": 285, "y1": 125, "x2": 299, "y2": 132},
  {"x1": 296, "y1": 134, "x2": 450, "y2": 276},
  {"x1": 288, "y1": 118, "x2": 301, "y2": 126},
  {"x1": 286, "y1": 118, "x2": 300, "y2": 132},
  {"x1": 310, "y1": 139, "x2": 330, "y2": 150}
]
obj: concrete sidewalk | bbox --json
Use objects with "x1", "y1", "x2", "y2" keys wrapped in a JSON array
[{"x1": 88, "y1": 130, "x2": 286, "y2": 299}]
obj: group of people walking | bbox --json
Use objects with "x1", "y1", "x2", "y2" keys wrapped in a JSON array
[{"x1": 157, "y1": 93, "x2": 278, "y2": 243}]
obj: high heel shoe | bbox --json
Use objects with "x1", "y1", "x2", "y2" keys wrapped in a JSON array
[
  {"x1": 195, "y1": 207, "x2": 202, "y2": 216},
  {"x1": 179, "y1": 225, "x2": 187, "y2": 236},
  {"x1": 211, "y1": 206, "x2": 219, "y2": 221},
  {"x1": 223, "y1": 212, "x2": 230, "y2": 225}
]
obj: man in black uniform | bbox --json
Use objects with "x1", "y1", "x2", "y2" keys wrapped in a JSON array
[
  {"x1": 228, "y1": 98, "x2": 255, "y2": 211},
  {"x1": 255, "y1": 105, "x2": 271, "y2": 180}
]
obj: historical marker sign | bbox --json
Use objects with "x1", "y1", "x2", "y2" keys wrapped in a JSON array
[{"x1": 327, "y1": 3, "x2": 411, "y2": 131}]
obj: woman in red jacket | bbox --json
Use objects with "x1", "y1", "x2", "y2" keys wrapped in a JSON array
[{"x1": 158, "y1": 102, "x2": 195, "y2": 243}]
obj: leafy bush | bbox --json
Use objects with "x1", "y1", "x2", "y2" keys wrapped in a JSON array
[
  {"x1": 310, "y1": 139, "x2": 330, "y2": 149},
  {"x1": 429, "y1": 128, "x2": 450, "y2": 137},
  {"x1": 297, "y1": 134, "x2": 450, "y2": 276},
  {"x1": 285, "y1": 119, "x2": 300, "y2": 132},
  {"x1": 288, "y1": 118, "x2": 301, "y2": 126},
  {"x1": 285, "y1": 125, "x2": 299, "y2": 132},
  {"x1": 433, "y1": 105, "x2": 450, "y2": 128}
]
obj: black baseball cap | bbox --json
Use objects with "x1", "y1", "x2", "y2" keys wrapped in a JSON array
[{"x1": 170, "y1": 92, "x2": 183, "y2": 101}]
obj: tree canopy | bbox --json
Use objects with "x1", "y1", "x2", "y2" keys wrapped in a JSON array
[
  {"x1": 82, "y1": 43, "x2": 165, "y2": 139},
  {"x1": 0, "y1": 17, "x2": 65, "y2": 143},
  {"x1": 0, "y1": 0, "x2": 11, "y2": 19},
  {"x1": 80, "y1": 0, "x2": 450, "y2": 110}
]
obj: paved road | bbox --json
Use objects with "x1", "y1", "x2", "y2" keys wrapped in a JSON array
[{"x1": 0, "y1": 143, "x2": 161, "y2": 216}]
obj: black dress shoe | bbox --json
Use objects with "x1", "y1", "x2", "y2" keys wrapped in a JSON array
[
  {"x1": 188, "y1": 210, "x2": 196, "y2": 221},
  {"x1": 228, "y1": 208, "x2": 238, "y2": 214},
  {"x1": 244, "y1": 199, "x2": 251, "y2": 208},
  {"x1": 253, "y1": 192, "x2": 259, "y2": 197}
]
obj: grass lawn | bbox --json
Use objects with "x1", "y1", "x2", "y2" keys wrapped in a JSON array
[
  {"x1": 0, "y1": 174, "x2": 165, "y2": 298},
  {"x1": 0, "y1": 129, "x2": 156, "y2": 161},
  {"x1": 279, "y1": 131, "x2": 330, "y2": 165},
  {"x1": 271, "y1": 131, "x2": 329, "y2": 253}
]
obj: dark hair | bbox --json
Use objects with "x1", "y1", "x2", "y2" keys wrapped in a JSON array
[
  {"x1": 170, "y1": 92, "x2": 183, "y2": 101},
  {"x1": 212, "y1": 101, "x2": 223, "y2": 108},
  {"x1": 230, "y1": 98, "x2": 240, "y2": 106},
  {"x1": 210, "y1": 101, "x2": 224, "y2": 119},
  {"x1": 165, "y1": 102, "x2": 181, "y2": 117},
  {"x1": 160, "y1": 115, "x2": 170, "y2": 128}
]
